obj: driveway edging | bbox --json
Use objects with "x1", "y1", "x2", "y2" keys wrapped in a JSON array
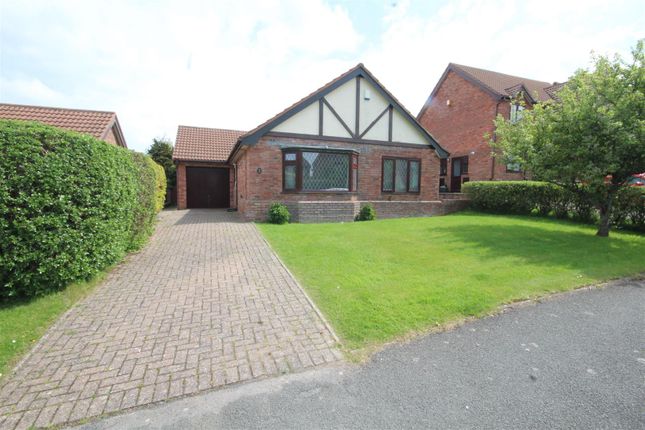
[{"x1": 253, "y1": 223, "x2": 342, "y2": 346}]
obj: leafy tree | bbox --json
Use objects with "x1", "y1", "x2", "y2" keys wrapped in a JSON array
[
  {"x1": 147, "y1": 138, "x2": 176, "y2": 187},
  {"x1": 493, "y1": 41, "x2": 645, "y2": 237}
]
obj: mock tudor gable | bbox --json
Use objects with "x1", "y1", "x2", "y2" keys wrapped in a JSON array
[{"x1": 232, "y1": 64, "x2": 447, "y2": 160}]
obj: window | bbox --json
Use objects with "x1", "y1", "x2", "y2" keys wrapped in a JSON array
[
  {"x1": 282, "y1": 149, "x2": 356, "y2": 192},
  {"x1": 452, "y1": 156, "x2": 468, "y2": 176},
  {"x1": 506, "y1": 161, "x2": 521, "y2": 173},
  {"x1": 510, "y1": 104, "x2": 525, "y2": 123},
  {"x1": 382, "y1": 157, "x2": 421, "y2": 193},
  {"x1": 440, "y1": 158, "x2": 447, "y2": 176}
]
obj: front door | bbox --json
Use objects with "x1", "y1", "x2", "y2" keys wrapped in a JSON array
[
  {"x1": 451, "y1": 157, "x2": 463, "y2": 192},
  {"x1": 186, "y1": 167, "x2": 230, "y2": 208}
]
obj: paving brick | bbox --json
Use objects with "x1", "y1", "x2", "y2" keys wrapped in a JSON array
[{"x1": 0, "y1": 210, "x2": 340, "y2": 429}]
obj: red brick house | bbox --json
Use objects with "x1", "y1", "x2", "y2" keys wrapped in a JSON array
[
  {"x1": 417, "y1": 64, "x2": 562, "y2": 192},
  {"x1": 173, "y1": 64, "x2": 461, "y2": 222},
  {"x1": 0, "y1": 103, "x2": 128, "y2": 147}
]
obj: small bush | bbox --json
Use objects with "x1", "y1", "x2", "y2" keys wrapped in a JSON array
[
  {"x1": 462, "y1": 180, "x2": 644, "y2": 231},
  {"x1": 0, "y1": 120, "x2": 163, "y2": 299},
  {"x1": 268, "y1": 203, "x2": 291, "y2": 224},
  {"x1": 355, "y1": 204, "x2": 376, "y2": 221}
]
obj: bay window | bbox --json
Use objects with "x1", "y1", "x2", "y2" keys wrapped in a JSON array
[{"x1": 282, "y1": 149, "x2": 357, "y2": 192}]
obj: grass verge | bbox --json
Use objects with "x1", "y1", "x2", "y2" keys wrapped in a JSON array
[{"x1": 0, "y1": 271, "x2": 109, "y2": 378}]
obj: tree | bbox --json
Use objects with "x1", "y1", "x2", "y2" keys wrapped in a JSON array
[
  {"x1": 147, "y1": 138, "x2": 176, "y2": 188},
  {"x1": 493, "y1": 41, "x2": 645, "y2": 237}
]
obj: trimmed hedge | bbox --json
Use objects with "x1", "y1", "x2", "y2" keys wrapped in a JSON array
[
  {"x1": 0, "y1": 120, "x2": 165, "y2": 299},
  {"x1": 463, "y1": 181, "x2": 644, "y2": 231}
]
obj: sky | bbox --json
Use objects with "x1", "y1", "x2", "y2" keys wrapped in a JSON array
[{"x1": 1, "y1": 0, "x2": 643, "y2": 152}]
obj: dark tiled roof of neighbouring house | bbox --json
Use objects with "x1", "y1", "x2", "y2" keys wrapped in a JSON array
[
  {"x1": 0, "y1": 103, "x2": 126, "y2": 146},
  {"x1": 173, "y1": 125, "x2": 245, "y2": 162},
  {"x1": 449, "y1": 63, "x2": 557, "y2": 102}
]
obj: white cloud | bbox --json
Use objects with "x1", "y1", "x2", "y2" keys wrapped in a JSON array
[
  {"x1": 0, "y1": 0, "x2": 362, "y2": 150},
  {"x1": 363, "y1": 0, "x2": 643, "y2": 116},
  {"x1": 1, "y1": 0, "x2": 642, "y2": 151},
  {"x1": 0, "y1": 76, "x2": 63, "y2": 104}
]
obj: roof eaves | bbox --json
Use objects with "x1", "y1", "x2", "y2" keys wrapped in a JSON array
[
  {"x1": 417, "y1": 63, "x2": 506, "y2": 121},
  {"x1": 449, "y1": 64, "x2": 507, "y2": 100}
]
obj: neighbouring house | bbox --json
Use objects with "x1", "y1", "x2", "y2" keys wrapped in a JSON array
[
  {"x1": 173, "y1": 63, "x2": 462, "y2": 222},
  {"x1": 0, "y1": 103, "x2": 128, "y2": 148},
  {"x1": 417, "y1": 63, "x2": 562, "y2": 192}
]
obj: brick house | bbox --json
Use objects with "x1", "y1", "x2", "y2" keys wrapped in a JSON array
[
  {"x1": 0, "y1": 103, "x2": 128, "y2": 147},
  {"x1": 173, "y1": 63, "x2": 464, "y2": 222},
  {"x1": 417, "y1": 64, "x2": 562, "y2": 192}
]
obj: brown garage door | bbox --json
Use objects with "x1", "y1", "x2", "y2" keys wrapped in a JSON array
[{"x1": 186, "y1": 167, "x2": 230, "y2": 208}]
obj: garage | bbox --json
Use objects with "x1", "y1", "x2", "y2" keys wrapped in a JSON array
[{"x1": 186, "y1": 167, "x2": 230, "y2": 208}]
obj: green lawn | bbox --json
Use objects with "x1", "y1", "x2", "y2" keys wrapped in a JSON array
[
  {"x1": 259, "y1": 212, "x2": 645, "y2": 350},
  {"x1": 0, "y1": 273, "x2": 107, "y2": 378}
]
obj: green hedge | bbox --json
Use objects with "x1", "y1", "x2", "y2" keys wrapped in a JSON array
[
  {"x1": 0, "y1": 120, "x2": 165, "y2": 299},
  {"x1": 463, "y1": 181, "x2": 644, "y2": 231}
]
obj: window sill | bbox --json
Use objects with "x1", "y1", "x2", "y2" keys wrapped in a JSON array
[
  {"x1": 381, "y1": 191, "x2": 421, "y2": 195},
  {"x1": 281, "y1": 191, "x2": 357, "y2": 195}
]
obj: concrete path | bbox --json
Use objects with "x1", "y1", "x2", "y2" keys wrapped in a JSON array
[
  {"x1": 78, "y1": 279, "x2": 644, "y2": 430},
  {"x1": 0, "y1": 210, "x2": 340, "y2": 430}
]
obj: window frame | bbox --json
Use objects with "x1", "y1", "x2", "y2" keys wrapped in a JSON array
[
  {"x1": 281, "y1": 148, "x2": 357, "y2": 193},
  {"x1": 510, "y1": 104, "x2": 525, "y2": 123},
  {"x1": 381, "y1": 157, "x2": 422, "y2": 194}
]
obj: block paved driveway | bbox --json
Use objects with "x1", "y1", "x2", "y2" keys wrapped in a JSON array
[{"x1": 0, "y1": 209, "x2": 340, "y2": 430}]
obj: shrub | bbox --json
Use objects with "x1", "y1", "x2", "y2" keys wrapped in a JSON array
[
  {"x1": 128, "y1": 153, "x2": 163, "y2": 250},
  {"x1": 0, "y1": 120, "x2": 162, "y2": 299},
  {"x1": 355, "y1": 204, "x2": 376, "y2": 221},
  {"x1": 462, "y1": 181, "x2": 562, "y2": 214},
  {"x1": 149, "y1": 158, "x2": 167, "y2": 213},
  {"x1": 268, "y1": 203, "x2": 290, "y2": 224},
  {"x1": 612, "y1": 187, "x2": 645, "y2": 232},
  {"x1": 462, "y1": 180, "x2": 644, "y2": 231}
]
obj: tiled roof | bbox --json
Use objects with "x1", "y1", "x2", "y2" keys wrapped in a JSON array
[
  {"x1": 450, "y1": 63, "x2": 558, "y2": 102},
  {"x1": 0, "y1": 103, "x2": 118, "y2": 140},
  {"x1": 173, "y1": 126, "x2": 245, "y2": 162}
]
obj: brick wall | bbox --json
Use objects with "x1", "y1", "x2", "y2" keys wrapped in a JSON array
[
  {"x1": 175, "y1": 161, "x2": 233, "y2": 209},
  {"x1": 242, "y1": 200, "x2": 468, "y2": 223},
  {"x1": 233, "y1": 135, "x2": 443, "y2": 221},
  {"x1": 102, "y1": 126, "x2": 119, "y2": 146},
  {"x1": 418, "y1": 70, "x2": 523, "y2": 189}
]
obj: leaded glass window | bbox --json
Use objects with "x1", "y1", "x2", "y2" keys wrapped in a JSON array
[
  {"x1": 284, "y1": 165, "x2": 296, "y2": 189},
  {"x1": 409, "y1": 161, "x2": 420, "y2": 192},
  {"x1": 395, "y1": 159, "x2": 408, "y2": 192},
  {"x1": 381, "y1": 157, "x2": 421, "y2": 193},
  {"x1": 282, "y1": 149, "x2": 356, "y2": 192},
  {"x1": 382, "y1": 159, "x2": 394, "y2": 191},
  {"x1": 302, "y1": 152, "x2": 349, "y2": 191}
]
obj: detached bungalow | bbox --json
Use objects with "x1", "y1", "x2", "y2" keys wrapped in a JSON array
[
  {"x1": 173, "y1": 64, "x2": 457, "y2": 222},
  {"x1": 0, "y1": 103, "x2": 128, "y2": 148}
]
